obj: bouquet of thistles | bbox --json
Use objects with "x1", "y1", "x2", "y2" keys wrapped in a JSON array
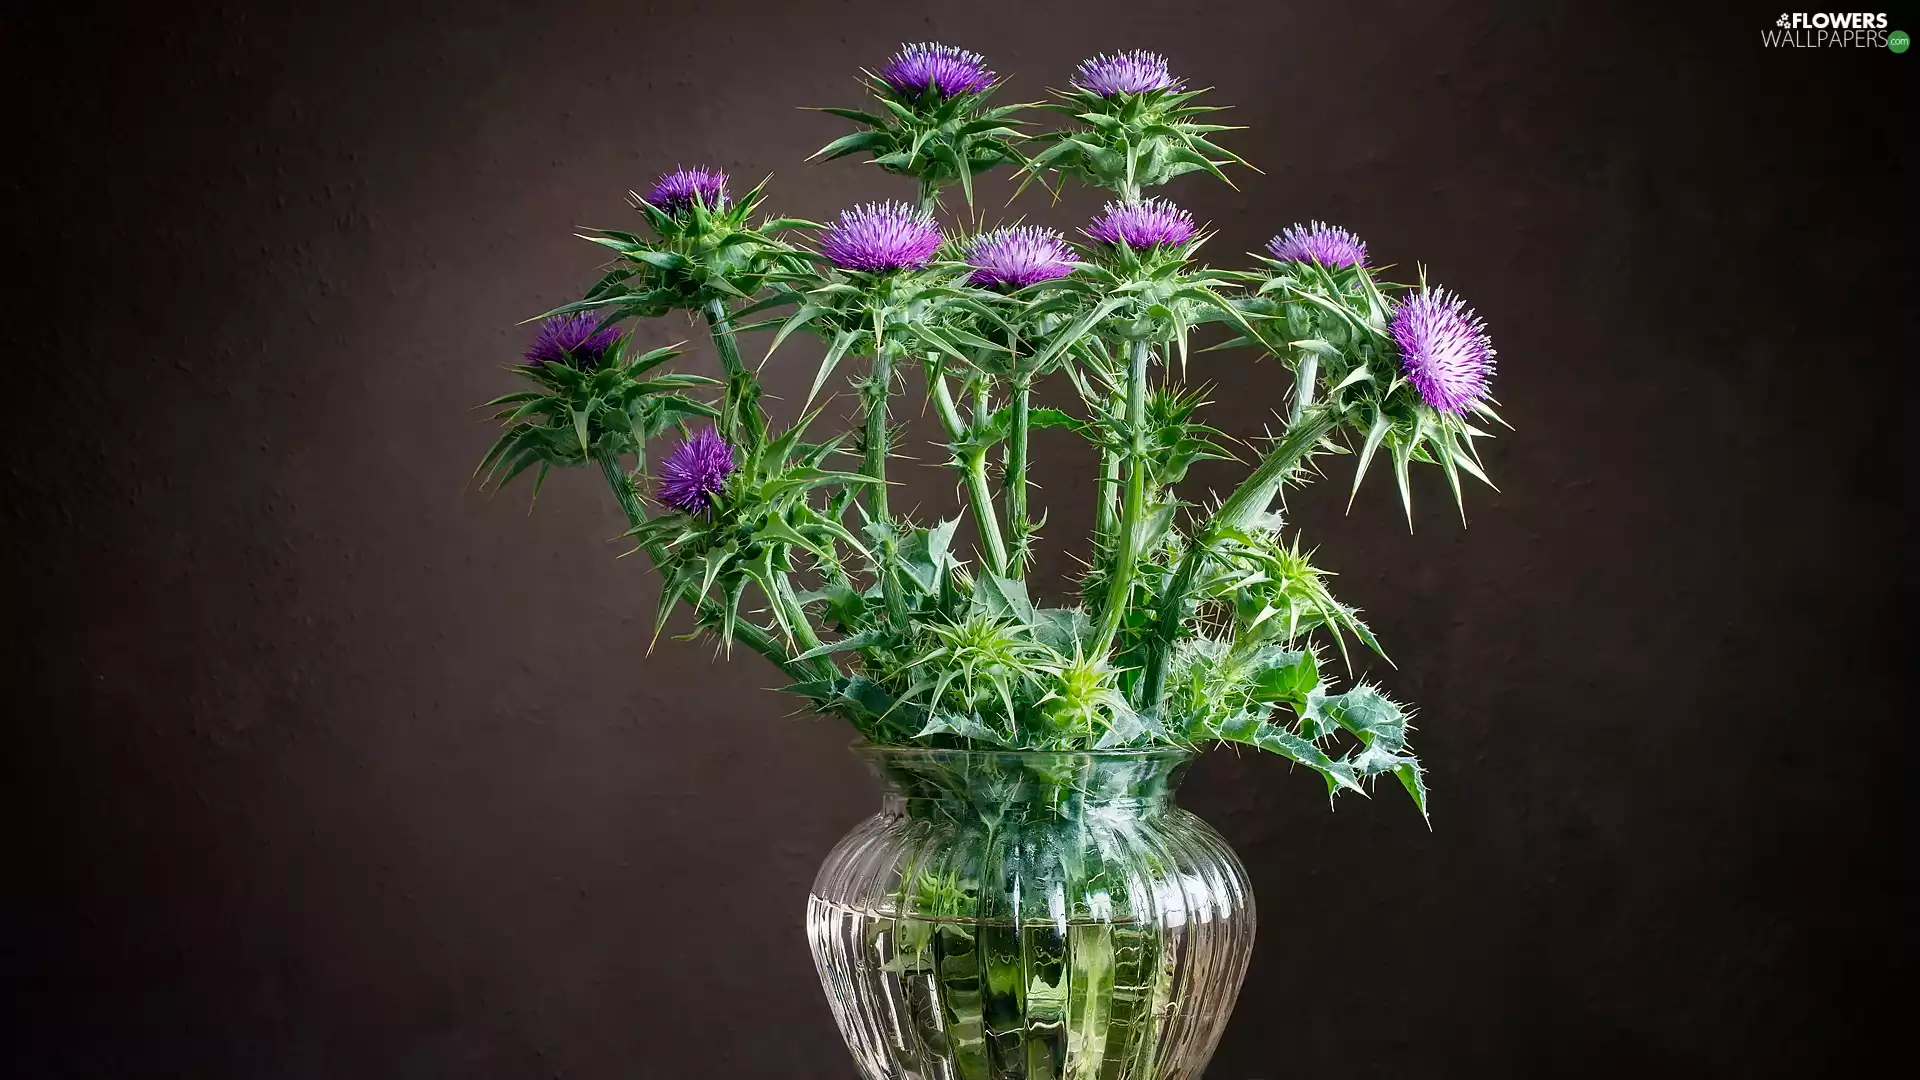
[{"x1": 479, "y1": 45, "x2": 1504, "y2": 818}]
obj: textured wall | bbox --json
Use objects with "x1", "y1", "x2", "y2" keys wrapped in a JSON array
[{"x1": 3, "y1": 1, "x2": 1912, "y2": 1076}]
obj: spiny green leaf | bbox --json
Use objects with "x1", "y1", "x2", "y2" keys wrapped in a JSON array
[
  {"x1": 793, "y1": 628, "x2": 891, "y2": 662},
  {"x1": 806, "y1": 329, "x2": 861, "y2": 410},
  {"x1": 1348, "y1": 408, "x2": 1392, "y2": 512},
  {"x1": 1199, "y1": 709, "x2": 1364, "y2": 797},
  {"x1": 970, "y1": 573, "x2": 1035, "y2": 625}
]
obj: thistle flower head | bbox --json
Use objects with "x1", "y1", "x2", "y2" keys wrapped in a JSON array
[
  {"x1": 1268, "y1": 221, "x2": 1368, "y2": 269},
  {"x1": 880, "y1": 42, "x2": 995, "y2": 98},
  {"x1": 1085, "y1": 198, "x2": 1196, "y2": 251},
  {"x1": 1389, "y1": 286, "x2": 1496, "y2": 414},
  {"x1": 820, "y1": 201, "x2": 944, "y2": 272},
  {"x1": 657, "y1": 428, "x2": 737, "y2": 516},
  {"x1": 965, "y1": 225, "x2": 1077, "y2": 288},
  {"x1": 1072, "y1": 50, "x2": 1182, "y2": 96},
  {"x1": 525, "y1": 312, "x2": 622, "y2": 368},
  {"x1": 644, "y1": 166, "x2": 729, "y2": 213}
]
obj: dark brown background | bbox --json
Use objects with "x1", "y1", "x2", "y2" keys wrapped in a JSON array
[{"x1": 4, "y1": 1, "x2": 1913, "y2": 1076}]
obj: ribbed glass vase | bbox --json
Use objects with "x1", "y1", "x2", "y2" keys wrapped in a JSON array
[{"x1": 807, "y1": 745, "x2": 1256, "y2": 1080}]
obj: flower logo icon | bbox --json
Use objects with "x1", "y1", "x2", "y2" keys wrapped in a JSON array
[{"x1": 1777, "y1": 14, "x2": 1791, "y2": 27}]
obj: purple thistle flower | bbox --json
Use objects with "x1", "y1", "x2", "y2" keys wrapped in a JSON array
[
  {"x1": 965, "y1": 226, "x2": 1077, "y2": 288},
  {"x1": 525, "y1": 312, "x2": 622, "y2": 368},
  {"x1": 820, "y1": 201, "x2": 944, "y2": 272},
  {"x1": 644, "y1": 166, "x2": 729, "y2": 213},
  {"x1": 880, "y1": 42, "x2": 995, "y2": 98},
  {"x1": 1085, "y1": 198, "x2": 1196, "y2": 251},
  {"x1": 1072, "y1": 50, "x2": 1183, "y2": 96},
  {"x1": 657, "y1": 428, "x2": 738, "y2": 516},
  {"x1": 1389, "y1": 287, "x2": 1496, "y2": 414},
  {"x1": 1268, "y1": 221, "x2": 1369, "y2": 270}
]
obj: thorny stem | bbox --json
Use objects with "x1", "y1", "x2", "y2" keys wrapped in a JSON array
[
  {"x1": 1005, "y1": 374, "x2": 1032, "y2": 576},
  {"x1": 963, "y1": 453, "x2": 1008, "y2": 578},
  {"x1": 915, "y1": 176, "x2": 940, "y2": 216},
  {"x1": 863, "y1": 352, "x2": 910, "y2": 625},
  {"x1": 1095, "y1": 446, "x2": 1120, "y2": 547},
  {"x1": 1092, "y1": 339, "x2": 1152, "y2": 658},
  {"x1": 930, "y1": 367, "x2": 1010, "y2": 576},
  {"x1": 703, "y1": 298, "x2": 762, "y2": 452},
  {"x1": 772, "y1": 571, "x2": 827, "y2": 655},
  {"x1": 1290, "y1": 351, "x2": 1318, "y2": 424},
  {"x1": 1135, "y1": 403, "x2": 1346, "y2": 706}
]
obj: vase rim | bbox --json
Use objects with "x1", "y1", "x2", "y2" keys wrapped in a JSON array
[{"x1": 849, "y1": 739, "x2": 1195, "y2": 762}]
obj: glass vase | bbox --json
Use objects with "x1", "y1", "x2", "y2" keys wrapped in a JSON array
[{"x1": 807, "y1": 745, "x2": 1256, "y2": 1079}]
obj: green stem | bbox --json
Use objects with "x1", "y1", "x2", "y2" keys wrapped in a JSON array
[
  {"x1": 773, "y1": 572, "x2": 826, "y2": 655},
  {"x1": 1092, "y1": 340, "x2": 1152, "y2": 658},
  {"x1": 963, "y1": 453, "x2": 1008, "y2": 578},
  {"x1": 1095, "y1": 446, "x2": 1119, "y2": 547},
  {"x1": 930, "y1": 368, "x2": 1010, "y2": 576},
  {"x1": 599, "y1": 451, "x2": 648, "y2": 527},
  {"x1": 916, "y1": 177, "x2": 940, "y2": 216},
  {"x1": 703, "y1": 298, "x2": 762, "y2": 451},
  {"x1": 1212, "y1": 402, "x2": 1345, "y2": 536},
  {"x1": 595, "y1": 453, "x2": 823, "y2": 680},
  {"x1": 863, "y1": 354, "x2": 893, "y2": 520},
  {"x1": 1290, "y1": 351, "x2": 1318, "y2": 424},
  {"x1": 1005, "y1": 375, "x2": 1031, "y2": 576},
  {"x1": 864, "y1": 352, "x2": 909, "y2": 624},
  {"x1": 1135, "y1": 403, "x2": 1345, "y2": 707}
]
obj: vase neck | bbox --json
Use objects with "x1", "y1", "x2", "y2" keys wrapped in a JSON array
[
  {"x1": 880, "y1": 791, "x2": 1174, "y2": 819},
  {"x1": 857, "y1": 746, "x2": 1193, "y2": 823}
]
